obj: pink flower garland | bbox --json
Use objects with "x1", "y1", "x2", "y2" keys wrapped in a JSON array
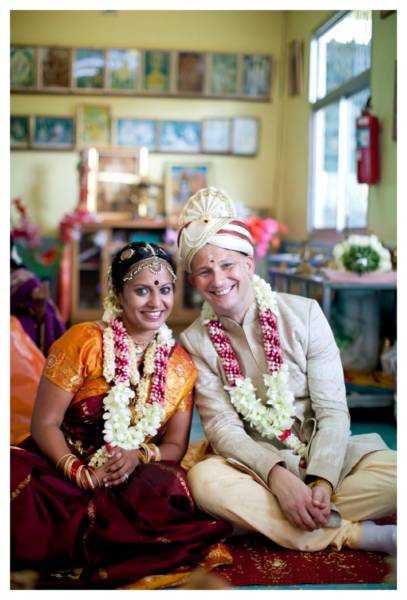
[
  {"x1": 109, "y1": 318, "x2": 171, "y2": 406},
  {"x1": 110, "y1": 318, "x2": 131, "y2": 384},
  {"x1": 259, "y1": 309, "x2": 283, "y2": 373},
  {"x1": 149, "y1": 344, "x2": 171, "y2": 405},
  {"x1": 207, "y1": 307, "x2": 292, "y2": 443}
]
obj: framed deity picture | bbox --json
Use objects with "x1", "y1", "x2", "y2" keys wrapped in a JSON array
[
  {"x1": 106, "y1": 49, "x2": 141, "y2": 90},
  {"x1": 158, "y1": 120, "x2": 201, "y2": 153},
  {"x1": 143, "y1": 50, "x2": 172, "y2": 93},
  {"x1": 40, "y1": 47, "x2": 71, "y2": 89},
  {"x1": 242, "y1": 54, "x2": 272, "y2": 99},
  {"x1": 10, "y1": 46, "x2": 37, "y2": 89},
  {"x1": 201, "y1": 118, "x2": 231, "y2": 154},
  {"x1": 209, "y1": 53, "x2": 239, "y2": 96},
  {"x1": 165, "y1": 163, "x2": 212, "y2": 217},
  {"x1": 10, "y1": 116, "x2": 31, "y2": 148},
  {"x1": 176, "y1": 51, "x2": 206, "y2": 94},
  {"x1": 73, "y1": 48, "x2": 105, "y2": 89},
  {"x1": 231, "y1": 117, "x2": 260, "y2": 156},
  {"x1": 114, "y1": 118, "x2": 157, "y2": 150},
  {"x1": 77, "y1": 104, "x2": 111, "y2": 147},
  {"x1": 32, "y1": 116, "x2": 75, "y2": 149}
]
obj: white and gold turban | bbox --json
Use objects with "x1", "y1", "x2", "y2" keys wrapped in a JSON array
[{"x1": 176, "y1": 187, "x2": 254, "y2": 272}]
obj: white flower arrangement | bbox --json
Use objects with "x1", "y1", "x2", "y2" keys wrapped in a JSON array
[{"x1": 333, "y1": 234, "x2": 392, "y2": 275}]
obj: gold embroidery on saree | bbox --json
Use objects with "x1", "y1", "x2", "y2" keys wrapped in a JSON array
[
  {"x1": 81, "y1": 498, "x2": 96, "y2": 550},
  {"x1": 44, "y1": 352, "x2": 83, "y2": 392},
  {"x1": 157, "y1": 463, "x2": 195, "y2": 510},
  {"x1": 11, "y1": 474, "x2": 31, "y2": 501}
]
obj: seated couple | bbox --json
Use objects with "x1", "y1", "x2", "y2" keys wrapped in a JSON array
[{"x1": 11, "y1": 188, "x2": 396, "y2": 588}]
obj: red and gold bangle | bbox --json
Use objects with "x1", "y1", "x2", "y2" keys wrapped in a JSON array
[
  {"x1": 55, "y1": 453, "x2": 74, "y2": 470},
  {"x1": 56, "y1": 453, "x2": 85, "y2": 486},
  {"x1": 138, "y1": 443, "x2": 152, "y2": 464},
  {"x1": 87, "y1": 465, "x2": 101, "y2": 488},
  {"x1": 79, "y1": 466, "x2": 95, "y2": 490},
  {"x1": 148, "y1": 443, "x2": 161, "y2": 462}
]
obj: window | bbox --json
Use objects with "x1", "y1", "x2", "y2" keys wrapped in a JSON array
[{"x1": 309, "y1": 10, "x2": 372, "y2": 232}]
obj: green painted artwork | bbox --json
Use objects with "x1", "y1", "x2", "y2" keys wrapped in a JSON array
[
  {"x1": 107, "y1": 49, "x2": 140, "y2": 89},
  {"x1": 210, "y1": 53, "x2": 238, "y2": 95},
  {"x1": 74, "y1": 48, "x2": 104, "y2": 88},
  {"x1": 143, "y1": 51, "x2": 171, "y2": 92},
  {"x1": 11, "y1": 47, "x2": 36, "y2": 88}
]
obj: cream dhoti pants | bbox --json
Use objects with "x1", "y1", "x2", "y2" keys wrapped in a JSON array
[{"x1": 187, "y1": 450, "x2": 396, "y2": 551}]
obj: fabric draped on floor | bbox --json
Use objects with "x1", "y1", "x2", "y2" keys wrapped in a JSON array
[{"x1": 11, "y1": 440, "x2": 231, "y2": 588}]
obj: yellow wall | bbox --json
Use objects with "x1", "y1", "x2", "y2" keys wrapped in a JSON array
[
  {"x1": 368, "y1": 11, "x2": 397, "y2": 244},
  {"x1": 11, "y1": 10, "x2": 286, "y2": 235},
  {"x1": 11, "y1": 10, "x2": 397, "y2": 244}
]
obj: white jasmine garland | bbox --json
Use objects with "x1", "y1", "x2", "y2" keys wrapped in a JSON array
[
  {"x1": 89, "y1": 320, "x2": 174, "y2": 468},
  {"x1": 202, "y1": 274, "x2": 306, "y2": 455}
]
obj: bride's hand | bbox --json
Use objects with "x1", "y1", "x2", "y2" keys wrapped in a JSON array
[{"x1": 102, "y1": 448, "x2": 140, "y2": 487}]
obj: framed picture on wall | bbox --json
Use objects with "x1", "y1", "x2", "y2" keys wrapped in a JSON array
[
  {"x1": 165, "y1": 162, "x2": 213, "y2": 217},
  {"x1": 209, "y1": 53, "x2": 239, "y2": 96},
  {"x1": 32, "y1": 116, "x2": 75, "y2": 149},
  {"x1": 39, "y1": 47, "x2": 71, "y2": 89},
  {"x1": 10, "y1": 46, "x2": 37, "y2": 89},
  {"x1": 10, "y1": 116, "x2": 31, "y2": 148},
  {"x1": 176, "y1": 51, "x2": 206, "y2": 94},
  {"x1": 114, "y1": 118, "x2": 157, "y2": 150},
  {"x1": 158, "y1": 120, "x2": 201, "y2": 153},
  {"x1": 242, "y1": 54, "x2": 271, "y2": 99},
  {"x1": 106, "y1": 49, "x2": 141, "y2": 90},
  {"x1": 85, "y1": 148, "x2": 144, "y2": 216},
  {"x1": 73, "y1": 48, "x2": 105, "y2": 89},
  {"x1": 202, "y1": 118, "x2": 231, "y2": 154},
  {"x1": 143, "y1": 50, "x2": 172, "y2": 93},
  {"x1": 76, "y1": 104, "x2": 111, "y2": 147},
  {"x1": 231, "y1": 117, "x2": 260, "y2": 156}
]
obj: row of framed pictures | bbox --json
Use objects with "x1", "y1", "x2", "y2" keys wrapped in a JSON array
[
  {"x1": 11, "y1": 111, "x2": 260, "y2": 156},
  {"x1": 11, "y1": 45, "x2": 272, "y2": 101}
]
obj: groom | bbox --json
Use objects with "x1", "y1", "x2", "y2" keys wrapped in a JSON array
[{"x1": 177, "y1": 187, "x2": 396, "y2": 554}]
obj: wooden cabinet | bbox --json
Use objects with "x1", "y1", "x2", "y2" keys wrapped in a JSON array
[{"x1": 70, "y1": 220, "x2": 201, "y2": 332}]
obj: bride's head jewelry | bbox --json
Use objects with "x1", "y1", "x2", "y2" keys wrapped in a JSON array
[
  {"x1": 123, "y1": 257, "x2": 176, "y2": 283},
  {"x1": 102, "y1": 242, "x2": 176, "y2": 323}
]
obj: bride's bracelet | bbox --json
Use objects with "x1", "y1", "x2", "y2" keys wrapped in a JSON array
[
  {"x1": 148, "y1": 443, "x2": 161, "y2": 462},
  {"x1": 137, "y1": 443, "x2": 153, "y2": 464},
  {"x1": 56, "y1": 453, "x2": 99, "y2": 490}
]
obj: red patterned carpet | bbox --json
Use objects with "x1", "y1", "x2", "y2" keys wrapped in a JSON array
[
  {"x1": 214, "y1": 533, "x2": 395, "y2": 587},
  {"x1": 11, "y1": 517, "x2": 396, "y2": 589}
]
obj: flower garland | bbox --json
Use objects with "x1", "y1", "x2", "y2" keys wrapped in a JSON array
[
  {"x1": 201, "y1": 274, "x2": 306, "y2": 455},
  {"x1": 333, "y1": 234, "x2": 392, "y2": 275},
  {"x1": 89, "y1": 319, "x2": 174, "y2": 467}
]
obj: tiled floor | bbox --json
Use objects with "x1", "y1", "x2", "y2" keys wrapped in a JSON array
[{"x1": 190, "y1": 405, "x2": 397, "y2": 449}]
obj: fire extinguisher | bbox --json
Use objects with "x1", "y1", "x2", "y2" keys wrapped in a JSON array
[{"x1": 356, "y1": 98, "x2": 380, "y2": 184}]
